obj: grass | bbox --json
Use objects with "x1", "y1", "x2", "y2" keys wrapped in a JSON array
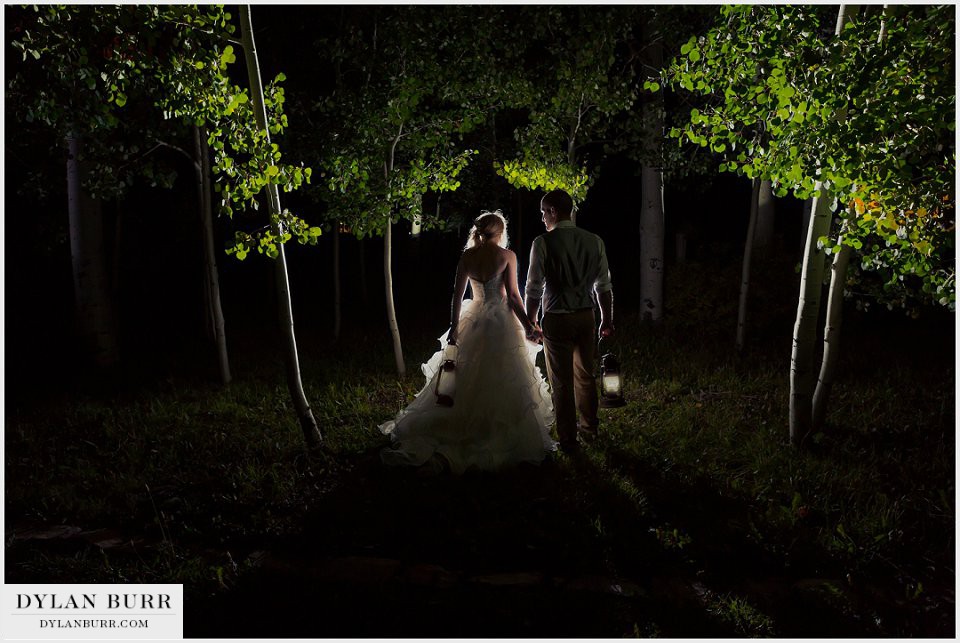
[
  {"x1": 5, "y1": 255, "x2": 955, "y2": 636},
  {"x1": 708, "y1": 593, "x2": 777, "y2": 637}
]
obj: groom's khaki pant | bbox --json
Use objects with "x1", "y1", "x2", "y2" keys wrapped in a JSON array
[{"x1": 542, "y1": 309, "x2": 599, "y2": 447}]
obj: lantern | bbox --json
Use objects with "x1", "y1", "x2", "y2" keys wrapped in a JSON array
[
  {"x1": 435, "y1": 342, "x2": 458, "y2": 407},
  {"x1": 599, "y1": 350, "x2": 626, "y2": 408}
]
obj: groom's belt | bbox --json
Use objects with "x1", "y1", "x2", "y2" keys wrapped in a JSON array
[{"x1": 543, "y1": 307, "x2": 594, "y2": 315}]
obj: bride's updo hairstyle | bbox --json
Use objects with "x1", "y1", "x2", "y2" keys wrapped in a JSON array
[{"x1": 464, "y1": 210, "x2": 509, "y2": 251}]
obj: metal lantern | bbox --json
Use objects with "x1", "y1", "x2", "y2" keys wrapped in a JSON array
[
  {"x1": 435, "y1": 342, "x2": 458, "y2": 407},
  {"x1": 599, "y1": 349, "x2": 626, "y2": 408}
]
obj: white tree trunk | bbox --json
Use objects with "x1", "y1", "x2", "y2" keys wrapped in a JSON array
[
  {"x1": 383, "y1": 132, "x2": 406, "y2": 377},
  {"x1": 789, "y1": 186, "x2": 833, "y2": 445},
  {"x1": 878, "y1": 4, "x2": 891, "y2": 42},
  {"x1": 640, "y1": 166, "x2": 665, "y2": 322},
  {"x1": 754, "y1": 179, "x2": 775, "y2": 253},
  {"x1": 240, "y1": 7, "x2": 321, "y2": 450},
  {"x1": 736, "y1": 178, "x2": 761, "y2": 353},
  {"x1": 791, "y1": 4, "x2": 860, "y2": 444},
  {"x1": 811, "y1": 5, "x2": 872, "y2": 434},
  {"x1": 383, "y1": 218, "x2": 405, "y2": 376},
  {"x1": 835, "y1": 4, "x2": 856, "y2": 33},
  {"x1": 66, "y1": 133, "x2": 119, "y2": 369},
  {"x1": 194, "y1": 126, "x2": 231, "y2": 385},
  {"x1": 639, "y1": 18, "x2": 665, "y2": 322},
  {"x1": 567, "y1": 136, "x2": 578, "y2": 226},
  {"x1": 811, "y1": 233, "x2": 852, "y2": 432}
]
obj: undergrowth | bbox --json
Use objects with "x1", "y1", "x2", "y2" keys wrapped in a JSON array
[{"x1": 4, "y1": 255, "x2": 954, "y2": 635}]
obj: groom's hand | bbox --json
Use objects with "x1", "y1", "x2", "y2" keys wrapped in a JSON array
[
  {"x1": 526, "y1": 324, "x2": 543, "y2": 344},
  {"x1": 599, "y1": 320, "x2": 615, "y2": 338}
]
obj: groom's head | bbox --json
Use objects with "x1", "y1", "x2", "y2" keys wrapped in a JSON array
[{"x1": 540, "y1": 189, "x2": 574, "y2": 231}]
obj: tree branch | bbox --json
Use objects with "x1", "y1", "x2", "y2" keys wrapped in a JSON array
[
  {"x1": 115, "y1": 140, "x2": 198, "y2": 174},
  {"x1": 165, "y1": 21, "x2": 243, "y2": 47}
]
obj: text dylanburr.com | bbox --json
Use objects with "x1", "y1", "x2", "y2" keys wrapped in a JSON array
[{"x1": 2, "y1": 584, "x2": 183, "y2": 639}]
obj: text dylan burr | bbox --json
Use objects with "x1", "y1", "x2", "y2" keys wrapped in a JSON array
[{"x1": 17, "y1": 594, "x2": 172, "y2": 610}]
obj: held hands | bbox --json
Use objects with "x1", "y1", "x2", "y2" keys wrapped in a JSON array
[{"x1": 525, "y1": 322, "x2": 543, "y2": 344}]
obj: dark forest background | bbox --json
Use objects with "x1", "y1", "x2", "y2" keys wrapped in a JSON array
[{"x1": 4, "y1": 5, "x2": 811, "y2": 385}]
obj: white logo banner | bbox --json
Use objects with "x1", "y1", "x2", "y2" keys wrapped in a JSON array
[{"x1": 2, "y1": 584, "x2": 183, "y2": 640}]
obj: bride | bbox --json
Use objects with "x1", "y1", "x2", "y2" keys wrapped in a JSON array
[{"x1": 380, "y1": 211, "x2": 557, "y2": 473}]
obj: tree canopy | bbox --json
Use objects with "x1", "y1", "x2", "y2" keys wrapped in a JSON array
[
  {"x1": 494, "y1": 6, "x2": 640, "y2": 203},
  {"x1": 662, "y1": 5, "x2": 955, "y2": 312},
  {"x1": 313, "y1": 6, "x2": 525, "y2": 238},
  {"x1": 9, "y1": 4, "x2": 318, "y2": 260}
]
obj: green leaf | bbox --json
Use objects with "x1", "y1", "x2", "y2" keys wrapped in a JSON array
[{"x1": 220, "y1": 45, "x2": 236, "y2": 67}]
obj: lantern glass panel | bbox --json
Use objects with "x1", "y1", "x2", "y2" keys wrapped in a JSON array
[
  {"x1": 435, "y1": 344, "x2": 458, "y2": 406},
  {"x1": 437, "y1": 367, "x2": 455, "y2": 396},
  {"x1": 602, "y1": 372, "x2": 621, "y2": 396}
]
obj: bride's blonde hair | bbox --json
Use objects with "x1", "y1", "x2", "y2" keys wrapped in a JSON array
[{"x1": 464, "y1": 210, "x2": 509, "y2": 251}]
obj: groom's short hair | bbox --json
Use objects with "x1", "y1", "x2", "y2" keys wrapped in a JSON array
[{"x1": 542, "y1": 189, "x2": 574, "y2": 217}]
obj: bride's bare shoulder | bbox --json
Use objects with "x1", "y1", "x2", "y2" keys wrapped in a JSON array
[{"x1": 460, "y1": 246, "x2": 479, "y2": 263}]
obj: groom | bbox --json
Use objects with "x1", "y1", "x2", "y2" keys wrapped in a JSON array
[{"x1": 525, "y1": 189, "x2": 615, "y2": 453}]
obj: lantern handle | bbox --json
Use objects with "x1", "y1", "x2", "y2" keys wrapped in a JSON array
[{"x1": 597, "y1": 334, "x2": 615, "y2": 356}]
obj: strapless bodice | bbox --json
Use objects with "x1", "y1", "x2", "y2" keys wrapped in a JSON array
[{"x1": 469, "y1": 273, "x2": 505, "y2": 303}]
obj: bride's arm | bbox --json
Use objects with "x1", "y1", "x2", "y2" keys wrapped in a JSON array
[
  {"x1": 504, "y1": 253, "x2": 535, "y2": 336},
  {"x1": 448, "y1": 254, "x2": 469, "y2": 344}
]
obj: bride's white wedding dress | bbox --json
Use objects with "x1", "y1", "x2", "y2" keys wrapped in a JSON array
[{"x1": 380, "y1": 272, "x2": 557, "y2": 473}]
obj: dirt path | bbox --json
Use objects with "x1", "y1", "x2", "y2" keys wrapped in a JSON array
[{"x1": 186, "y1": 450, "x2": 931, "y2": 637}]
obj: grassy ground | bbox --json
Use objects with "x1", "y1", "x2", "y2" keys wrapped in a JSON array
[{"x1": 5, "y1": 256, "x2": 955, "y2": 637}]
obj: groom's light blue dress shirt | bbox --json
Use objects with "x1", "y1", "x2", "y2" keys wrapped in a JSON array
[{"x1": 525, "y1": 220, "x2": 612, "y2": 314}]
